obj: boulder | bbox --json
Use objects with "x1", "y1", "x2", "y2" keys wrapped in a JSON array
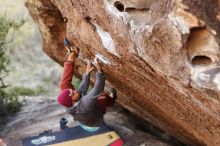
[{"x1": 25, "y1": 0, "x2": 220, "y2": 145}]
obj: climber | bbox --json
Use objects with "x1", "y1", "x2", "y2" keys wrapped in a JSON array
[{"x1": 57, "y1": 38, "x2": 117, "y2": 132}]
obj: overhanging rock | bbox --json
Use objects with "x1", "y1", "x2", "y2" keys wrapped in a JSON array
[{"x1": 25, "y1": 0, "x2": 220, "y2": 145}]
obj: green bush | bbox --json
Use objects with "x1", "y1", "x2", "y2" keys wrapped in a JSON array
[
  {"x1": 6, "y1": 86, "x2": 47, "y2": 97},
  {"x1": 0, "y1": 17, "x2": 23, "y2": 75},
  {"x1": 0, "y1": 85, "x2": 47, "y2": 129},
  {"x1": 0, "y1": 89, "x2": 22, "y2": 116},
  {"x1": 0, "y1": 16, "x2": 24, "y2": 120},
  {"x1": 72, "y1": 77, "x2": 81, "y2": 88}
]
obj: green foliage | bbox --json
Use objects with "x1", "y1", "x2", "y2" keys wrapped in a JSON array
[
  {"x1": 0, "y1": 85, "x2": 47, "y2": 128},
  {"x1": 0, "y1": 89, "x2": 22, "y2": 116},
  {"x1": 6, "y1": 86, "x2": 47, "y2": 97},
  {"x1": 0, "y1": 17, "x2": 10, "y2": 75},
  {"x1": 0, "y1": 16, "x2": 24, "y2": 75},
  {"x1": 0, "y1": 16, "x2": 24, "y2": 121},
  {"x1": 72, "y1": 77, "x2": 81, "y2": 89}
]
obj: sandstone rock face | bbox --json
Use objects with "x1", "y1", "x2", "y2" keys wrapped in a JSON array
[{"x1": 25, "y1": 0, "x2": 220, "y2": 145}]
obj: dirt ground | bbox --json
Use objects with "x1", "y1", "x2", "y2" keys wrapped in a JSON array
[{"x1": 0, "y1": 96, "x2": 184, "y2": 146}]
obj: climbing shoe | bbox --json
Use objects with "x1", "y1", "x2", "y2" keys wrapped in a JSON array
[
  {"x1": 60, "y1": 117, "x2": 69, "y2": 130},
  {"x1": 64, "y1": 37, "x2": 72, "y2": 47},
  {"x1": 64, "y1": 37, "x2": 80, "y2": 57}
]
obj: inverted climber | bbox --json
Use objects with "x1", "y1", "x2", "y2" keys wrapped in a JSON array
[{"x1": 57, "y1": 38, "x2": 117, "y2": 132}]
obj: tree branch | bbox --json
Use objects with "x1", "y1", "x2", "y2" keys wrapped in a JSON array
[{"x1": 0, "y1": 75, "x2": 10, "y2": 89}]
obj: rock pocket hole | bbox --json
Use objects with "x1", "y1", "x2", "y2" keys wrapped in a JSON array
[
  {"x1": 114, "y1": 1, "x2": 124, "y2": 12},
  {"x1": 192, "y1": 56, "x2": 212, "y2": 65},
  {"x1": 84, "y1": 16, "x2": 91, "y2": 22},
  {"x1": 186, "y1": 27, "x2": 219, "y2": 65},
  {"x1": 63, "y1": 17, "x2": 68, "y2": 23},
  {"x1": 125, "y1": 7, "x2": 150, "y2": 12}
]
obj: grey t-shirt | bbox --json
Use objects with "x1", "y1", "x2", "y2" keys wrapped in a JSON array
[{"x1": 67, "y1": 72, "x2": 105, "y2": 127}]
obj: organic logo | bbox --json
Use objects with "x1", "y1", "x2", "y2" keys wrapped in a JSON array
[{"x1": 31, "y1": 136, "x2": 56, "y2": 145}]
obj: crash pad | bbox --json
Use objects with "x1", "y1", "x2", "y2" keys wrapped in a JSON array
[{"x1": 22, "y1": 124, "x2": 124, "y2": 146}]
